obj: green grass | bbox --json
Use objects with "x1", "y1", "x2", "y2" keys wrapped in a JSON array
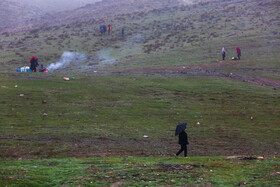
[
  {"x1": 0, "y1": 0, "x2": 279, "y2": 185},
  {"x1": 0, "y1": 75, "x2": 279, "y2": 158},
  {"x1": 1, "y1": 157, "x2": 279, "y2": 186}
]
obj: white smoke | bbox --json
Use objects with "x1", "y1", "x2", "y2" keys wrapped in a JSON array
[
  {"x1": 96, "y1": 48, "x2": 116, "y2": 67},
  {"x1": 47, "y1": 51, "x2": 87, "y2": 71}
]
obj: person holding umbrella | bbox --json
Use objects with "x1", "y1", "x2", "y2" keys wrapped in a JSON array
[{"x1": 175, "y1": 122, "x2": 189, "y2": 157}]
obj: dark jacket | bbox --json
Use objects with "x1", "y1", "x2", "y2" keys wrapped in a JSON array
[
  {"x1": 30, "y1": 58, "x2": 36, "y2": 70},
  {"x1": 178, "y1": 131, "x2": 189, "y2": 145}
]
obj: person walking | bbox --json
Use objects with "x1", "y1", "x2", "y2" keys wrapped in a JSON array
[
  {"x1": 236, "y1": 47, "x2": 241, "y2": 59},
  {"x1": 175, "y1": 123, "x2": 189, "y2": 157},
  {"x1": 222, "y1": 47, "x2": 226, "y2": 60}
]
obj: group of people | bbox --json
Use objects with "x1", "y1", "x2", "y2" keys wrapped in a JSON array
[
  {"x1": 99, "y1": 24, "x2": 125, "y2": 37},
  {"x1": 222, "y1": 47, "x2": 241, "y2": 60},
  {"x1": 30, "y1": 56, "x2": 46, "y2": 72},
  {"x1": 100, "y1": 24, "x2": 112, "y2": 35}
]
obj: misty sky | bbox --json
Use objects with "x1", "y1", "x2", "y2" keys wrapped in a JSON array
[{"x1": 11, "y1": 0, "x2": 101, "y2": 13}]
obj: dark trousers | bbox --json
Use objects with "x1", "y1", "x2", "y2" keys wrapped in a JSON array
[
  {"x1": 176, "y1": 144, "x2": 187, "y2": 157},
  {"x1": 31, "y1": 67, "x2": 36, "y2": 72},
  {"x1": 222, "y1": 53, "x2": 225, "y2": 60},
  {"x1": 237, "y1": 52, "x2": 241, "y2": 59}
]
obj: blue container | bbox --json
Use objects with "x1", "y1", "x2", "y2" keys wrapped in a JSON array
[{"x1": 16, "y1": 68, "x2": 19, "y2": 72}]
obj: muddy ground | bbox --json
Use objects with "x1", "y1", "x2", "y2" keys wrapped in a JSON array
[{"x1": 96, "y1": 61, "x2": 280, "y2": 88}]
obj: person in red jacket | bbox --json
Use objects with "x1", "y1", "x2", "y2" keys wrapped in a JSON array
[
  {"x1": 30, "y1": 56, "x2": 37, "y2": 72},
  {"x1": 236, "y1": 47, "x2": 241, "y2": 60}
]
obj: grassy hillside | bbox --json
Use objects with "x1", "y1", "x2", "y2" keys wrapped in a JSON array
[
  {"x1": 0, "y1": 0, "x2": 279, "y2": 80},
  {"x1": 0, "y1": 0, "x2": 279, "y2": 186}
]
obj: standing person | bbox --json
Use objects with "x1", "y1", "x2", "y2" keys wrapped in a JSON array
[
  {"x1": 175, "y1": 123, "x2": 189, "y2": 157},
  {"x1": 107, "y1": 24, "x2": 112, "y2": 35},
  {"x1": 30, "y1": 56, "x2": 37, "y2": 72},
  {"x1": 121, "y1": 28, "x2": 125, "y2": 37},
  {"x1": 100, "y1": 25, "x2": 106, "y2": 35},
  {"x1": 236, "y1": 47, "x2": 241, "y2": 60},
  {"x1": 100, "y1": 25, "x2": 104, "y2": 35},
  {"x1": 222, "y1": 47, "x2": 226, "y2": 60}
]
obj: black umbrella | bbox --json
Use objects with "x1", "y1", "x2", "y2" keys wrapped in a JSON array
[{"x1": 175, "y1": 122, "x2": 187, "y2": 136}]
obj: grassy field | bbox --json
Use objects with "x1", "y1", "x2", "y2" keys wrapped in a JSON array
[
  {"x1": 1, "y1": 74, "x2": 279, "y2": 158},
  {"x1": 0, "y1": 74, "x2": 279, "y2": 185},
  {"x1": 0, "y1": 0, "x2": 279, "y2": 185}
]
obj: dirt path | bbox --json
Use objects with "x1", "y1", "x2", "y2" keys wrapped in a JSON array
[{"x1": 97, "y1": 61, "x2": 280, "y2": 88}]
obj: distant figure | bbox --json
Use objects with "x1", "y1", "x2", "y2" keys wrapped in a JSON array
[
  {"x1": 107, "y1": 24, "x2": 112, "y2": 35},
  {"x1": 100, "y1": 25, "x2": 106, "y2": 35},
  {"x1": 121, "y1": 28, "x2": 125, "y2": 37},
  {"x1": 39, "y1": 64, "x2": 46, "y2": 72},
  {"x1": 30, "y1": 56, "x2": 37, "y2": 72},
  {"x1": 222, "y1": 47, "x2": 226, "y2": 60},
  {"x1": 236, "y1": 47, "x2": 241, "y2": 59},
  {"x1": 176, "y1": 127, "x2": 189, "y2": 157}
]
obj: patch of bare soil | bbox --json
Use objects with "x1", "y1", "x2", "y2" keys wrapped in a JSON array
[
  {"x1": 154, "y1": 164, "x2": 199, "y2": 172},
  {"x1": 224, "y1": 73, "x2": 280, "y2": 88},
  {"x1": 97, "y1": 61, "x2": 280, "y2": 88},
  {"x1": 110, "y1": 181, "x2": 130, "y2": 187},
  {"x1": 226, "y1": 155, "x2": 264, "y2": 160}
]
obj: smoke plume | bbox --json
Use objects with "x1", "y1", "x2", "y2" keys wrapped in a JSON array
[{"x1": 47, "y1": 51, "x2": 87, "y2": 71}]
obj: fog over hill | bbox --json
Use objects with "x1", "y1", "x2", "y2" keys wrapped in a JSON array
[
  {"x1": 11, "y1": 0, "x2": 101, "y2": 13},
  {"x1": 0, "y1": 0, "x2": 101, "y2": 32},
  {"x1": 0, "y1": 0, "x2": 46, "y2": 32},
  {"x1": 0, "y1": 0, "x2": 199, "y2": 32}
]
